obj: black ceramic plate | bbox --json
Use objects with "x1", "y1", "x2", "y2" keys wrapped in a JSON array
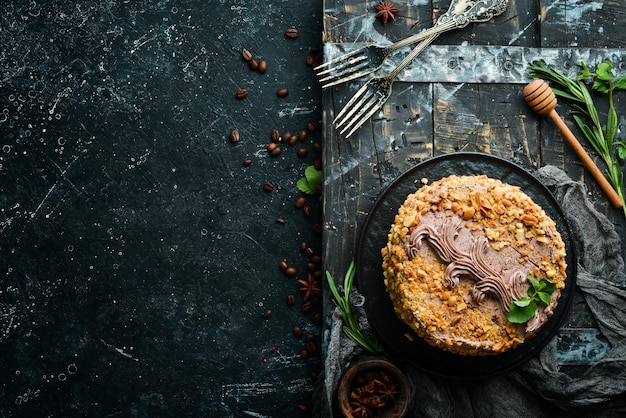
[{"x1": 357, "y1": 152, "x2": 576, "y2": 379}]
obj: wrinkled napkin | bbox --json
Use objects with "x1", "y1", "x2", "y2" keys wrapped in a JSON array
[{"x1": 314, "y1": 165, "x2": 626, "y2": 417}]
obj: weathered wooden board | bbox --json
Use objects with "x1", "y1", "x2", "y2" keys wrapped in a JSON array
[{"x1": 321, "y1": 0, "x2": 626, "y2": 371}]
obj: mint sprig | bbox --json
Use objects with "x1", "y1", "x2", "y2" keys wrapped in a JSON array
[
  {"x1": 296, "y1": 165, "x2": 322, "y2": 195},
  {"x1": 508, "y1": 276, "x2": 556, "y2": 323}
]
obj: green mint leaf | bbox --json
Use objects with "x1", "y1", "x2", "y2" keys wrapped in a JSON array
[
  {"x1": 513, "y1": 297, "x2": 532, "y2": 307},
  {"x1": 304, "y1": 165, "x2": 322, "y2": 185},
  {"x1": 593, "y1": 79, "x2": 610, "y2": 94},
  {"x1": 296, "y1": 177, "x2": 316, "y2": 194},
  {"x1": 540, "y1": 279, "x2": 556, "y2": 294},
  {"x1": 614, "y1": 75, "x2": 626, "y2": 90},
  {"x1": 527, "y1": 276, "x2": 541, "y2": 291},
  {"x1": 596, "y1": 62, "x2": 614, "y2": 81},
  {"x1": 508, "y1": 301, "x2": 537, "y2": 323},
  {"x1": 537, "y1": 291, "x2": 552, "y2": 305},
  {"x1": 617, "y1": 142, "x2": 626, "y2": 160}
]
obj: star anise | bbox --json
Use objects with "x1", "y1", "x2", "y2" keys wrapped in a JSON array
[
  {"x1": 373, "y1": 0, "x2": 400, "y2": 25},
  {"x1": 298, "y1": 273, "x2": 321, "y2": 301}
]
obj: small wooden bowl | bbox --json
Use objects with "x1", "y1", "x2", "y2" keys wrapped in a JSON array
[{"x1": 337, "y1": 357, "x2": 411, "y2": 417}]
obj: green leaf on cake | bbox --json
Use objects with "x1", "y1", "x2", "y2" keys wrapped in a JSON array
[{"x1": 508, "y1": 276, "x2": 556, "y2": 324}]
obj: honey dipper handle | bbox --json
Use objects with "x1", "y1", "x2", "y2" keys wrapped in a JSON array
[{"x1": 548, "y1": 109, "x2": 624, "y2": 208}]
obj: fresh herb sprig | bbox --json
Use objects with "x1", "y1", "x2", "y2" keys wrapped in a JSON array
[
  {"x1": 296, "y1": 165, "x2": 322, "y2": 195},
  {"x1": 508, "y1": 276, "x2": 556, "y2": 323},
  {"x1": 326, "y1": 259, "x2": 386, "y2": 356},
  {"x1": 527, "y1": 60, "x2": 626, "y2": 216}
]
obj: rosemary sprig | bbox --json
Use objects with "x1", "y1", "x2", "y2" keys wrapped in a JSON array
[
  {"x1": 527, "y1": 60, "x2": 626, "y2": 217},
  {"x1": 326, "y1": 259, "x2": 387, "y2": 356}
]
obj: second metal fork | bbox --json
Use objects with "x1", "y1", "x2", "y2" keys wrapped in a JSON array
[{"x1": 333, "y1": 0, "x2": 509, "y2": 138}]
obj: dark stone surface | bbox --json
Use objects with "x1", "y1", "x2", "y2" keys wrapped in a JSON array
[{"x1": 0, "y1": 1, "x2": 323, "y2": 416}]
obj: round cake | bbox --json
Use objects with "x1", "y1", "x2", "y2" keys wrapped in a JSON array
[{"x1": 381, "y1": 174, "x2": 567, "y2": 356}]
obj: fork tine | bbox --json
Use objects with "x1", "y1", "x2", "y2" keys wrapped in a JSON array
[
  {"x1": 333, "y1": 84, "x2": 373, "y2": 129},
  {"x1": 319, "y1": 62, "x2": 372, "y2": 88},
  {"x1": 313, "y1": 47, "x2": 364, "y2": 71},
  {"x1": 339, "y1": 94, "x2": 380, "y2": 135},
  {"x1": 315, "y1": 54, "x2": 368, "y2": 77},
  {"x1": 343, "y1": 99, "x2": 383, "y2": 138}
]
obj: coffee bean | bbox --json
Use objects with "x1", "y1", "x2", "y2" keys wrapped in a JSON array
[
  {"x1": 288, "y1": 135, "x2": 298, "y2": 146},
  {"x1": 298, "y1": 130, "x2": 308, "y2": 141},
  {"x1": 305, "y1": 333, "x2": 316, "y2": 342},
  {"x1": 263, "y1": 181, "x2": 274, "y2": 192},
  {"x1": 248, "y1": 59, "x2": 259, "y2": 71},
  {"x1": 271, "y1": 128, "x2": 280, "y2": 142},
  {"x1": 301, "y1": 301, "x2": 313, "y2": 312},
  {"x1": 303, "y1": 204, "x2": 312, "y2": 217},
  {"x1": 285, "y1": 27, "x2": 299, "y2": 39},
  {"x1": 300, "y1": 348, "x2": 309, "y2": 359},
  {"x1": 281, "y1": 131, "x2": 292, "y2": 142},
  {"x1": 297, "y1": 147, "x2": 308, "y2": 158},
  {"x1": 242, "y1": 49, "x2": 253, "y2": 61},
  {"x1": 306, "y1": 341, "x2": 317, "y2": 354},
  {"x1": 276, "y1": 88, "x2": 289, "y2": 98},
  {"x1": 236, "y1": 88, "x2": 248, "y2": 99},
  {"x1": 275, "y1": 217, "x2": 286, "y2": 224},
  {"x1": 298, "y1": 404, "x2": 308, "y2": 412},
  {"x1": 285, "y1": 266, "x2": 297, "y2": 276},
  {"x1": 269, "y1": 145, "x2": 282, "y2": 157},
  {"x1": 306, "y1": 262, "x2": 316, "y2": 272},
  {"x1": 229, "y1": 129, "x2": 240, "y2": 143},
  {"x1": 306, "y1": 121, "x2": 319, "y2": 132},
  {"x1": 311, "y1": 254, "x2": 322, "y2": 265},
  {"x1": 312, "y1": 270, "x2": 323, "y2": 281},
  {"x1": 258, "y1": 60, "x2": 268, "y2": 74},
  {"x1": 243, "y1": 159, "x2": 252, "y2": 166},
  {"x1": 279, "y1": 259, "x2": 288, "y2": 270},
  {"x1": 292, "y1": 326, "x2": 303, "y2": 337},
  {"x1": 263, "y1": 309, "x2": 272, "y2": 318},
  {"x1": 300, "y1": 241, "x2": 308, "y2": 251},
  {"x1": 312, "y1": 312, "x2": 322, "y2": 322},
  {"x1": 312, "y1": 142, "x2": 322, "y2": 153},
  {"x1": 313, "y1": 158, "x2": 322, "y2": 170},
  {"x1": 294, "y1": 196, "x2": 306, "y2": 209},
  {"x1": 305, "y1": 55, "x2": 314, "y2": 66},
  {"x1": 286, "y1": 295, "x2": 296, "y2": 305}
]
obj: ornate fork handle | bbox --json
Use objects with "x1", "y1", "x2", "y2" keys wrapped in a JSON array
[{"x1": 393, "y1": 0, "x2": 509, "y2": 51}]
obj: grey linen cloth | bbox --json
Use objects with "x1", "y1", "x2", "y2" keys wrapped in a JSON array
[{"x1": 314, "y1": 165, "x2": 626, "y2": 417}]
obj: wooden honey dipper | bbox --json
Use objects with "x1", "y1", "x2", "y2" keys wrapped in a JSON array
[{"x1": 523, "y1": 79, "x2": 624, "y2": 208}]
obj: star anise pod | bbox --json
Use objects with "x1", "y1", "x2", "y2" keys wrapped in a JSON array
[
  {"x1": 298, "y1": 273, "x2": 321, "y2": 301},
  {"x1": 373, "y1": 0, "x2": 400, "y2": 25}
]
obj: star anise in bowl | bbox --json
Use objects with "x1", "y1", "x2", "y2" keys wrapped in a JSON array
[{"x1": 373, "y1": 0, "x2": 400, "y2": 25}]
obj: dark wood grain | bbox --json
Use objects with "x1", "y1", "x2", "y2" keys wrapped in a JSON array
[{"x1": 321, "y1": 0, "x2": 626, "y2": 371}]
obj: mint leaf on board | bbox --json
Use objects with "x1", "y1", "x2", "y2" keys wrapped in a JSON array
[
  {"x1": 508, "y1": 301, "x2": 537, "y2": 323},
  {"x1": 297, "y1": 165, "x2": 322, "y2": 195}
]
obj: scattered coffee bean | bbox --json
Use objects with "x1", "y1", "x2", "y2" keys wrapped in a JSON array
[
  {"x1": 292, "y1": 326, "x2": 303, "y2": 337},
  {"x1": 312, "y1": 142, "x2": 322, "y2": 153},
  {"x1": 306, "y1": 341, "x2": 317, "y2": 354},
  {"x1": 248, "y1": 59, "x2": 259, "y2": 71},
  {"x1": 298, "y1": 130, "x2": 308, "y2": 141},
  {"x1": 306, "y1": 262, "x2": 316, "y2": 272},
  {"x1": 276, "y1": 88, "x2": 289, "y2": 98},
  {"x1": 258, "y1": 60, "x2": 268, "y2": 74},
  {"x1": 306, "y1": 55, "x2": 315, "y2": 66},
  {"x1": 303, "y1": 204, "x2": 312, "y2": 217},
  {"x1": 301, "y1": 301, "x2": 313, "y2": 312},
  {"x1": 229, "y1": 129, "x2": 240, "y2": 143},
  {"x1": 300, "y1": 241, "x2": 308, "y2": 251},
  {"x1": 275, "y1": 217, "x2": 286, "y2": 224},
  {"x1": 286, "y1": 295, "x2": 296, "y2": 305},
  {"x1": 269, "y1": 145, "x2": 282, "y2": 157},
  {"x1": 288, "y1": 135, "x2": 298, "y2": 146},
  {"x1": 243, "y1": 159, "x2": 252, "y2": 166},
  {"x1": 271, "y1": 128, "x2": 280, "y2": 142},
  {"x1": 306, "y1": 121, "x2": 319, "y2": 132},
  {"x1": 236, "y1": 88, "x2": 248, "y2": 99},
  {"x1": 297, "y1": 147, "x2": 308, "y2": 158},
  {"x1": 285, "y1": 27, "x2": 299, "y2": 39},
  {"x1": 281, "y1": 131, "x2": 291, "y2": 142},
  {"x1": 311, "y1": 255, "x2": 322, "y2": 265},
  {"x1": 263, "y1": 181, "x2": 274, "y2": 192},
  {"x1": 312, "y1": 270, "x2": 323, "y2": 281},
  {"x1": 263, "y1": 309, "x2": 272, "y2": 318},
  {"x1": 242, "y1": 48, "x2": 253, "y2": 61},
  {"x1": 294, "y1": 196, "x2": 306, "y2": 209},
  {"x1": 312, "y1": 312, "x2": 322, "y2": 322},
  {"x1": 300, "y1": 348, "x2": 309, "y2": 359},
  {"x1": 306, "y1": 247, "x2": 314, "y2": 256},
  {"x1": 285, "y1": 266, "x2": 297, "y2": 276},
  {"x1": 305, "y1": 333, "x2": 316, "y2": 342},
  {"x1": 298, "y1": 404, "x2": 308, "y2": 412},
  {"x1": 279, "y1": 259, "x2": 289, "y2": 271},
  {"x1": 313, "y1": 158, "x2": 322, "y2": 170}
]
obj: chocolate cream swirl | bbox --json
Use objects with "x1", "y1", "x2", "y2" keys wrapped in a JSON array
[{"x1": 404, "y1": 216, "x2": 536, "y2": 329}]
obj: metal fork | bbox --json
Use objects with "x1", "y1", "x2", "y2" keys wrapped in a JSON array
[
  {"x1": 317, "y1": 0, "x2": 508, "y2": 89},
  {"x1": 333, "y1": 0, "x2": 508, "y2": 138}
]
